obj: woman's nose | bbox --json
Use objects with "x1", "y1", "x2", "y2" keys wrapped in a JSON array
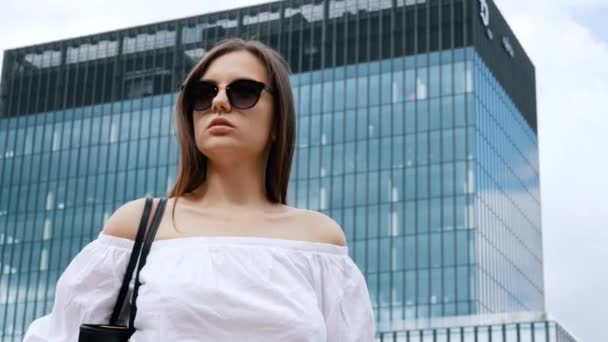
[{"x1": 211, "y1": 88, "x2": 231, "y2": 113}]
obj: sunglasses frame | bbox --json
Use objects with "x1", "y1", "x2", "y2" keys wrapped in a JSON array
[{"x1": 180, "y1": 78, "x2": 273, "y2": 111}]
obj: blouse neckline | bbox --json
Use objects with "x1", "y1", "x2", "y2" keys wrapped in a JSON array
[{"x1": 97, "y1": 231, "x2": 348, "y2": 255}]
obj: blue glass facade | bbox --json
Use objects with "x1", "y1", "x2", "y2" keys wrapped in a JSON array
[
  {"x1": 0, "y1": 94, "x2": 180, "y2": 339},
  {"x1": 289, "y1": 48, "x2": 475, "y2": 323},
  {"x1": 472, "y1": 51, "x2": 544, "y2": 313},
  {"x1": 0, "y1": 47, "x2": 477, "y2": 338}
]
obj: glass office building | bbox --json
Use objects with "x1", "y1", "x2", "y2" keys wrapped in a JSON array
[{"x1": 0, "y1": 0, "x2": 575, "y2": 341}]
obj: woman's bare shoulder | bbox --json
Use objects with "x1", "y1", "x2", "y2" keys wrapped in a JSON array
[
  {"x1": 295, "y1": 208, "x2": 347, "y2": 247},
  {"x1": 102, "y1": 197, "x2": 161, "y2": 241}
]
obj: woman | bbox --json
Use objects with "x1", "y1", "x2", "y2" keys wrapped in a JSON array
[{"x1": 23, "y1": 38, "x2": 376, "y2": 341}]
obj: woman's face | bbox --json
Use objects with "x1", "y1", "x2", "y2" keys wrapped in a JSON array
[{"x1": 192, "y1": 50, "x2": 274, "y2": 164}]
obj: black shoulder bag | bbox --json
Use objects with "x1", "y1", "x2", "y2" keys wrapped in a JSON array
[{"x1": 78, "y1": 196, "x2": 168, "y2": 342}]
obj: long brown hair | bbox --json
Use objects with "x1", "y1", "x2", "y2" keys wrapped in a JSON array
[{"x1": 167, "y1": 38, "x2": 296, "y2": 217}]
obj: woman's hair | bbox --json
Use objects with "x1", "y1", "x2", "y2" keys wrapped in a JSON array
[{"x1": 167, "y1": 38, "x2": 296, "y2": 211}]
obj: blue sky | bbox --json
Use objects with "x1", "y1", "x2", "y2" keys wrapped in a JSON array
[
  {"x1": 1, "y1": 1, "x2": 607, "y2": 341},
  {"x1": 572, "y1": 6, "x2": 608, "y2": 42}
]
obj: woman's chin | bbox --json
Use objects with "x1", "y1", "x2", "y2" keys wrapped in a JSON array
[{"x1": 200, "y1": 142, "x2": 243, "y2": 156}]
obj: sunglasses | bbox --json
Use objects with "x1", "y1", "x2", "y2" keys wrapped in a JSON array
[{"x1": 181, "y1": 79, "x2": 273, "y2": 111}]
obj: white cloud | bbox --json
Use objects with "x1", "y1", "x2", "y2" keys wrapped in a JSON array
[{"x1": 496, "y1": 1, "x2": 608, "y2": 341}]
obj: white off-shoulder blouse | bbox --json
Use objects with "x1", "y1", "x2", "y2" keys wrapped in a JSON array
[{"x1": 23, "y1": 231, "x2": 376, "y2": 341}]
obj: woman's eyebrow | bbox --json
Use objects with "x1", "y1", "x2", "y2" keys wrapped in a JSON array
[
  {"x1": 199, "y1": 78, "x2": 218, "y2": 84},
  {"x1": 235, "y1": 77, "x2": 260, "y2": 82},
  {"x1": 200, "y1": 77, "x2": 261, "y2": 84}
]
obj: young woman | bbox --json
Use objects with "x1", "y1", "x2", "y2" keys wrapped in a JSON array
[{"x1": 24, "y1": 38, "x2": 375, "y2": 341}]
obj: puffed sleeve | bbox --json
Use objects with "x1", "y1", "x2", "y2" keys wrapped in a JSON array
[
  {"x1": 23, "y1": 232, "x2": 134, "y2": 342},
  {"x1": 313, "y1": 252, "x2": 377, "y2": 342}
]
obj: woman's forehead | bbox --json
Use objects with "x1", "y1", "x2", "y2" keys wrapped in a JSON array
[{"x1": 200, "y1": 50, "x2": 268, "y2": 84}]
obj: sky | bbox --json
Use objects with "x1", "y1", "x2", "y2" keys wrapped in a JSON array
[{"x1": 1, "y1": 0, "x2": 607, "y2": 341}]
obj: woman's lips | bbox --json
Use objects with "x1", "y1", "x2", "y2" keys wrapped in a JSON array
[{"x1": 207, "y1": 125, "x2": 234, "y2": 133}]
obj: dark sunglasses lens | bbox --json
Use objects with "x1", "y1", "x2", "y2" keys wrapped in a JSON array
[
  {"x1": 229, "y1": 80, "x2": 263, "y2": 109},
  {"x1": 187, "y1": 82, "x2": 216, "y2": 111}
]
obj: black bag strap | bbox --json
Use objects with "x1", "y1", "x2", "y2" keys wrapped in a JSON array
[
  {"x1": 128, "y1": 197, "x2": 168, "y2": 329},
  {"x1": 108, "y1": 196, "x2": 154, "y2": 325}
]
